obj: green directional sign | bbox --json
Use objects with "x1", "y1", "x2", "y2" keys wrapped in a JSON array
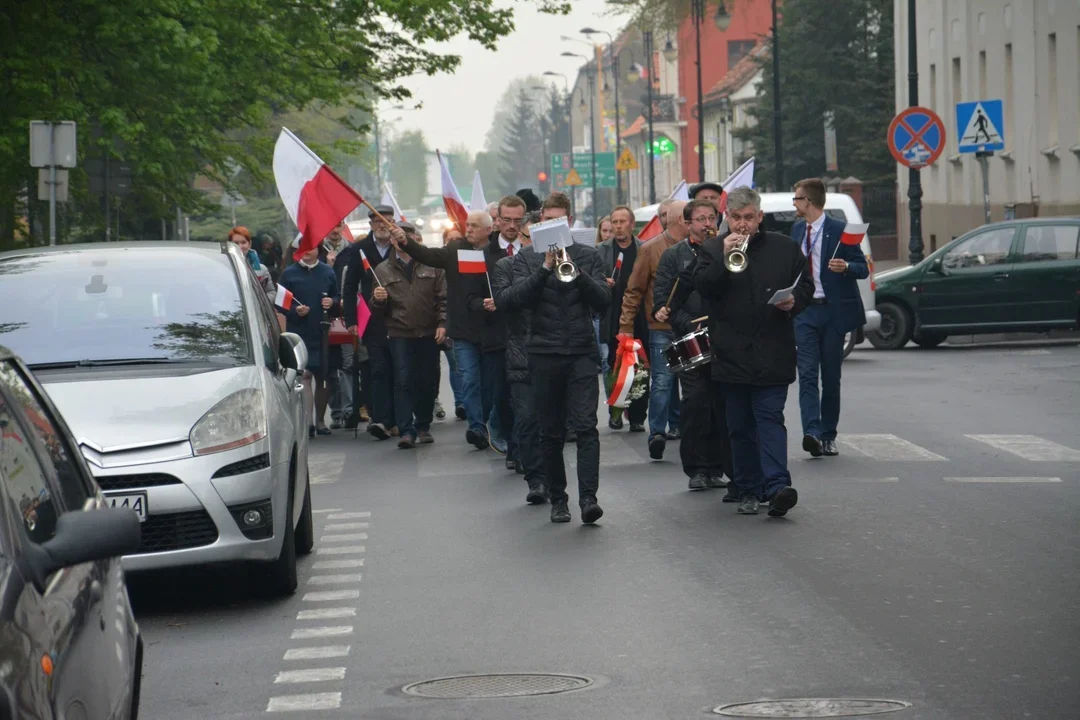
[{"x1": 550, "y1": 152, "x2": 617, "y2": 190}]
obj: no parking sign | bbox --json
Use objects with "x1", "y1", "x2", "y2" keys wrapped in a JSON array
[{"x1": 887, "y1": 107, "x2": 946, "y2": 169}]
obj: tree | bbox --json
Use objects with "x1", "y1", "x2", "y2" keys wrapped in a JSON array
[
  {"x1": 498, "y1": 88, "x2": 546, "y2": 194},
  {"x1": 474, "y1": 151, "x2": 504, "y2": 200},
  {"x1": 735, "y1": 0, "x2": 895, "y2": 189},
  {"x1": 0, "y1": 0, "x2": 570, "y2": 248},
  {"x1": 387, "y1": 130, "x2": 429, "y2": 209},
  {"x1": 445, "y1": 144, "x2": 475, "y2": 192}
]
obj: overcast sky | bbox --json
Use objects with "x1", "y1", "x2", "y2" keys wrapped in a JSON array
[{"x1": 384, "y1": 0, "x2": 629, "y2": 155}]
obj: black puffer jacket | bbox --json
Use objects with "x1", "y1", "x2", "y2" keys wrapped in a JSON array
[
  {"x1": 492, "y1": 253, "x2": 531, "y2": 383},
  {"x1": 654, "y1": 240, "x2": 707, "y2": 337},
  {"x1": 495, "y1": 243, "x2": 611, "y2": 357},
  {"x1": 691, "y1": 228, "x2": 814, "y2": 386}
]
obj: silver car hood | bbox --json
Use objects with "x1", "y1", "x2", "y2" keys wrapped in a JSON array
[{"x1": 40, "y1": 366, "x2": 262, "y2": 455}]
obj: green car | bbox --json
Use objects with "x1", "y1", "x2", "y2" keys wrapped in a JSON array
[{"x1": 867, "y1": 218, "x2": 1080, "y2": 349}]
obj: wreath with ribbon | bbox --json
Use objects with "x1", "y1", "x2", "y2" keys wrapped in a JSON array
[{"x1": 605, "y1": 333, "x2": 650, "y2": 414}]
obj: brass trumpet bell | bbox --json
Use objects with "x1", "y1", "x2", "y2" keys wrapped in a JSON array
[
  {"x1": 555, "y1": 246, "x2": 578, "y2": 282},
  {"x1": 724, "y1": 235, "x2": 750, "y2": 273}
]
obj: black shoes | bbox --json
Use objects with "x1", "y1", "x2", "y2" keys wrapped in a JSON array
[
  {"x1": 397, "y1": 434, "x2": 417, "y2": 449},
  {"x1": 455, "y1": 405, "x2": 466, "y2": 420},
  {"x1": 629, "y1": 423, "x2": 646, "y2": 433},
  {"x1": 608, "y1": 416, "x2": 624, "y2": 430},
  {"x1": 737, "y1": 496, "x2": 760, "y2": 514},
  {"x1": 706, "y1": 474, "x2": 727, "y2": 489},
  {"x1": 648, "y1": 434, "x2": 666, "y2": 460},
  {"x1": 803, "y1": 434, "x2": 823, "y2": 457},
  {"x1": 580, "y1": 497, "x2": 604, "y2": 524},
  {"x1": 822, "y1": 440, "x2": 839, "y2": 456},
  {"x1": 768, "y1": 487, "x2": 798, "y2": 517},
  {"x1": 368, "y1": 423, "x2": 390, "y2": 441},
  {"x1": 526, "y1": 485, "x2": 549, "y2": 505},
  {"x1": 550, "y1": 502, "x2": 571, "y2": 523},
  {"x1": 689, "y1": 473, "x2": 707, "y2": 491},
  {"x1": 417, "y1": 431, "x2": 434, "y2": 444},
  {"x1": 465, "y1": 428, "x2": 489, "y2": 450}
]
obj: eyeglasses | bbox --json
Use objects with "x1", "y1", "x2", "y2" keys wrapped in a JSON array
[
  {"x1": 691, "y1": 215, "x2": 717, "y2": 224},
  {"x1": 499, "y1": 216, "x2": 526, "y2": 226},
  {"x1": 793, "y1": 196, "x2": 807, "y2": 202}
]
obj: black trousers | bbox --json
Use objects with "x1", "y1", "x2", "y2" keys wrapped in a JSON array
[
  {"x1": 529, "y1": 353, "x2": 600, "y2": 506},
  {"x1": 679, "y1": 366, "x2": 734, "y2": 480},
  {"x1": 606, "y1": 338, "x2": 648, "y2": 425}
]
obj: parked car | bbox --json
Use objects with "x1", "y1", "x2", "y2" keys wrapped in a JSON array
[
  {"x1": 633, "y1": 192, "x2": 880, "y2": 357},
  {"x1": 0, "y1": 241, "x2": 315, "y2": 596},
  {"x1": 0, "y1": 345, "x2": 144, "y2": 719},
  {"x1": 866, "y1": 218, "x2": 1080, "y2": 349}
]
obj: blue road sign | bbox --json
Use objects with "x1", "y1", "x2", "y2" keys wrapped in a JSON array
[
  {"x1": 956, "y1": 100, "x2": 1005, "y2": 153},
  {"x1": 887, "y1": 106, "x2": 946, "y2": 169}
]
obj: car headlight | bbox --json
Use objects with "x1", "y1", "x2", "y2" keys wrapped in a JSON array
[
  {"x1": 415, "y1": 218, "x2": 425, "y2": 227},
  {"x1": 190, "y1": 389, "x2": 267, "y2": 456}
]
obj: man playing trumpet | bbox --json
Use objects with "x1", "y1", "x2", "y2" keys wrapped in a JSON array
[{"x1": 691, "y1": 187, "x2": 814, "y2": 517}]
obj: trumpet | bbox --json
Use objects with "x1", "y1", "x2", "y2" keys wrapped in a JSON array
[
  {"x1": 724, "y1": 234, "x2": 751, "y2": 273},
  {"x1": 555, "y1": 246, "x2": 578, "y2": 282}
]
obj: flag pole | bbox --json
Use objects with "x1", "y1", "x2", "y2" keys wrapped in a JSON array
[{"x1": 485, "y1": 271, "x2": 494, "y2": 298}]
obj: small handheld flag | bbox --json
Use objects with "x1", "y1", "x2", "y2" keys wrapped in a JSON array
[
  {"x1": 274, "y1": 284, "x2": 296, "y2": 311},
  {"x1": 457, "y1": 249, "x2": 487, "y2": 274},
  {"x1": 831, "y1": 223, "x2": 869, "y2": 259},
  {"x1": 612, "y1": 251, "x2": 624, "y2": 279}
]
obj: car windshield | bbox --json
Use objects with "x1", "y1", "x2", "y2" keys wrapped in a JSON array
[
  {"x1": 0, "y1": 247, "x2": 252, "y2": 367},
  {"x1": 764, "y1": 208, "x2": 848, "y2": 236}
]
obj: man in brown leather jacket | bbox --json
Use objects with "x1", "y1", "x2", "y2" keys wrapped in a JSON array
[{"x1": 371, "y1": 221, "x2": 448, "y2": 449}]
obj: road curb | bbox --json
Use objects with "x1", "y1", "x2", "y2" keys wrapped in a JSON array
[{"x1": 945, "y1": 330, "x2": 1080, "y2": 345}]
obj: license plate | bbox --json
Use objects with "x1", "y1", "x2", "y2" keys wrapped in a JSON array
[{"x1": 106, "y1": 492, "x2": 148, "y2": 522}]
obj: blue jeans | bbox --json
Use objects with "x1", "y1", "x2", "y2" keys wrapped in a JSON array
[
  {"x1": 594, "y1": 316, "x2": 609, "y2": 373},
  {"x1": 647, "y1": 330, "x2": 681, "y2": 437},
  {"x1": 388, "y1": 336, "x2": 438, "y2": 438},
  {"x1": 720, "y1": 383, "x2": 792, "y2": 501},
  {"x1": 367, "y1": 344, "x2": 395, "y2": 428},
  {"x1": 453, "y1": 339, "x2": 485, "y2": 434},
  {"x1": 795, "y1": 304, "x2": 845, "y2": 441},
  {"x1": 510, "y1": 382, "x2": 542, "y2": 487},
  {"x1": 440, "y1": 344, "x2": 463, "y2": 407},
  {"x1": 482, "y1": 351, "x2": 512, "y2": 450}
]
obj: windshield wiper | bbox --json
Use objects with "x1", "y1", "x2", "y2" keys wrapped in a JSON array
[{"x1": 29, "y1": 356, "x2": 245, "y2": 370}]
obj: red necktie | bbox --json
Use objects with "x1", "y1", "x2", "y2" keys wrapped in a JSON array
[
  {"x1": 506, "y1": 244, "x2": 514, "y2": 257},
  {"x1": 804, "y1": 224, "x2": 813, "y2": 278}
]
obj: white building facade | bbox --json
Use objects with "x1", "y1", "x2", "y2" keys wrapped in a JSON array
[{"x1": 893, "y1": 0, "x2": 1080, "y2": 259}]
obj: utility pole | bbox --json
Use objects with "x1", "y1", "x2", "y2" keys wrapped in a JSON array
[
  {"x1": 906, "y1": 0, "x2": 925, "y2": 264},
  {"x1": 643, "y1": 30, "x2": 657, "y2": 205},
  {"x1": 770, "y1": 0, "x2": 784, "y2": 189}
]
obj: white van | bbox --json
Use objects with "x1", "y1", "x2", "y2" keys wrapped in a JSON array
[{"x1": 634, "y1": 192, "x2": 880, "y2": 356}]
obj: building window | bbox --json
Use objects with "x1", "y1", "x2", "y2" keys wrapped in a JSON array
[
  {"x1": 978, "y1": 12, "x2": 987, "y2": 35},
  {"x1": 978, "y1": 51, "x2": 987, "y2": 99},
  {"x1": 727, "y1": 40, "x2": 756, "y2": 69},
  {"x1": 1005, "y1": 43, "x2": 1014, "y2": 150},
  {"x1": 1048, "y1": 33, "x2": 1059, "y2": 144},
  {"x1": 929, "y1": 64, "x2": 937, "y2": 111}
]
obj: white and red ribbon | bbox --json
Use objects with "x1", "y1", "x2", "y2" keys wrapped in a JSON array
[{"x1": 607, "y1": 335, "x2": 648, "y2": 408}]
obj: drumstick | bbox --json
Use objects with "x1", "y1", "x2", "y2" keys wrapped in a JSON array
[
  {"x1": 664, "y1": 278, "x2": 680, "y2": 309},
  {"x1": 691, "y1": 315, "x2": 708, "y2": 323}
]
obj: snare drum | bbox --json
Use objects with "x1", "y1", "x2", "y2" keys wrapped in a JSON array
[{"x1": 662, "y1": 328, "x2": 711, "y2": 373}]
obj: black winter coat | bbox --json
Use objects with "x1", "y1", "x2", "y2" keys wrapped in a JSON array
[
  {"x1": 491, "y1": 253, "x2": 531, "y2": 383},
  {"x1": 342, "y1": 234, "x2": 394, "y2": 346},
  {"x1": 691, "y1": 229, "x2": 814, "y2": 386},
  {"x1": 400, "y1": 236, "x2": 486, "y2": 345},
  {"x1": 495, "y1": 243, "x2": 611, "y2": 357},
  {"x1": 655, "y1": 240, "x2": 708, "y2": 338}
]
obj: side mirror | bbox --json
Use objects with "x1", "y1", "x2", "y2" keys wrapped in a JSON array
[
  {"x1": 279, "y1": 332, "x2": 308, "y2": 387},
  {"x1": 928, "y1": 256, "x2": 944, "y2": 274},
  {"x1": 22, "y1": 508, "x2": 141, "y2": 591}
]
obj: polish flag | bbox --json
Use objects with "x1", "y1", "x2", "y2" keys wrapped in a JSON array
[
  {"x1": 274, "y1": 284, "x2": 296, "y2": 311},
  {"x1": 840, "y1": 222, "x2": 870, "y2": 246},
  {"x1": 437, "y1": 150, "x2": 469, "y2": 234},
  {"x1": 457, "y1": 249, "x2": 487, "y2": 274},
  {"x1": 670, "y1": 180, "x2": 690, "y2": 201},
  {"x1": 611, "y1": 251, "x2": 624, "y2": 279},
  {"x1": 380, "y1": 185, "x2": 406, "y2": 221},
  {"x1": 361, "y1": 255, "x2": 372, "y2": 273},
  {"x1": 638, "y1": 181, "x2": 689, "y2": 241},
  {"x1": 341, "y1": 224, "x2": 354, "y2": 242},
  {"x1": 274, "y1": 128, "x2": 363, "y2": 261},
  {"x1": 355, "y1": 295, "x2": 372, "y2": 337},
  {"x1": 469, "y1": 171, "x2": 487, "y2": 211},
  {"x1": 717, "y1": 157, "x2": 755, "y2": 214}
]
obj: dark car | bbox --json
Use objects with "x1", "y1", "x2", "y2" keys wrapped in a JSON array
[
  {"x1": 0, "y1": 346, "x2": 143, "y2": 719},
  {"x1": 867, "y1": 218, "x2": 1080, "y2": 349}
]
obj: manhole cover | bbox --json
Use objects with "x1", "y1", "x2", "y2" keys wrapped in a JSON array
[
  {"x1": 401, "y1": 672, "x2": 593, "y2": 698},
  {"x1": 713, "y1": 698, "x2": 911, "y2": 718}
]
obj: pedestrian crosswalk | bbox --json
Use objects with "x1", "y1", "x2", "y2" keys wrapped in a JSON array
[{"x1": 964, "y1": 435, "x2": 1080, "y2": 462}]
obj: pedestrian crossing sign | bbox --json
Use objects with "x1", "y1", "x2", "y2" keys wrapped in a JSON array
[
  {"x1": 956, "y1": 100, "x2": 1005, "y2": 153},
  {"x1": 564, "y1": 167, "x2": 583, "y2": 186}
]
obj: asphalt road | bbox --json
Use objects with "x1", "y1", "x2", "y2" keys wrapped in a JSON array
[{"x1": 130, "y1": 340, "x2": 1080, "y2": 719}]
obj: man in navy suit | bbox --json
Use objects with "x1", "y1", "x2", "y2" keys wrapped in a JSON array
[{"x1": 790, "y1": 178, "x2": 869, "y2": 458}]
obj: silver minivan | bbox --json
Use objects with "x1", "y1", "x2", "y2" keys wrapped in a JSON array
[{"x1": 0, "y1": 241, "x2": 314, "y2": 596}]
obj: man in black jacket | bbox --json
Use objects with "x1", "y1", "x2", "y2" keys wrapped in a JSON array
[
  {"x1": 496, "y1": 217, "x2": 612, "y2": 524},
  {"x1": 343, "y1": 205, "x2": 399, "y2": 439},
  {"x1": 691, "y1": 187, "x2": 814, "y2": 517},
  {"x1": 654, "y1": 200, "x2": 733, "y2": 495}
]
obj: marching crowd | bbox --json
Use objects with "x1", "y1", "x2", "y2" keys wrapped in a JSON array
[{"x1": 231, "y1": 176, "x2": 870, "y2": 524}]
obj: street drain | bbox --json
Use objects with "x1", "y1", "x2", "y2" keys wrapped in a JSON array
[
  {"x1": 401, "y1": 672, "x2": 593, "y2": 698},
  {"x1": 713, "y1": 698, "x2": 911, "y2": 717}
]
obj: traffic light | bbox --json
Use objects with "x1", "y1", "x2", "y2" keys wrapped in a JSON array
[
  {"x1": 537, "y1": 170, "x2": 549, "y2": 194},
  {"x1": 537, "y1": 171, "x2": 548, "y2": 183}
]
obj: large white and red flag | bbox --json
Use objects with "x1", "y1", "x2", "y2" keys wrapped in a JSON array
[
  {"x1": 437, "y1": 150, "x2": 469, "y2": 234},
  {"x1": 638, "y1": 180, "x2": 690, "y2": 241},
  {"x1": 717, "y1": 157, "x2": 755, "y2": 214},
  {"x1": 469, "y1": 171, "x2": 487, "y2": 211},
  {"x1": 457, "y1": 249, "x2": 487, "y2": 274},
  {"x1": 274, "y1": 128, "x2": 363, "y2": 261},
  {"x1": 380, "y1": 185, "x2": 406, "y2": 221}
]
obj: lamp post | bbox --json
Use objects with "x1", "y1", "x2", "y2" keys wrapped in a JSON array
[
  {"x1": 642, "y1": 30, "x2": 657, "y2": 204},
  {"x1": 692, "y1": 0, "x2": 706, "y2": 181},
  {"x1": 563, "y1": 51, "x2": 598, "y2": 225},
  {"x1": 770, "y1": 0, "x2": 784, "y2": 189},
  {"x1": 582, "y1": 27, "x2": 622, "y2": 204},
  {"x1": 544, "y1": 71, "x2": 574, "y2": 214},
  {"x1": 906, "y1": 0, "x2": 924, "y2": 265}
]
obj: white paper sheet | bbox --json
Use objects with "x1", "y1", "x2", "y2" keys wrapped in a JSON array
[
  {"x1": 571, "y1": 228, "x2": 597, "y2": 246},
  {"x1": 767, "y1": 272, "x2": 802, "y2": 306},
  {"x1": 528, "y1": 217, "x2": 573, "y2": 253}
]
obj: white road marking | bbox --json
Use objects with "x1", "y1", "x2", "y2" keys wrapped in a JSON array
[
  {"x1": 320, "y1": 533, "x2": 368, "y2": 543},
  {"x1": 267, "y1": 692, "x2": 342, "y2": 711},
  {"x1": 311, "y1": 508, "x2": 342, "y2": 515},
  {"x1": 308, "y1": 453, "x2": 346, "y2": 485},
  {"x1": 274, "y1": 667, "x2": 347, "y2": 684},
  {"x1": 313, "y1": 558, "x2": 364, "y2": 570},
  {"x1": 945, "y1": 477, "x2": 1063, "y2": 483},
  {"x1": 307, "y1": 574, "x2": 362, "y2": 586},
  {"x1": 316, "y1": 545, "x2": 365, "y2": 555},
  {"x1": 852, "y1": 477, "x2": 901, "y2": 483},
  {"x1": 310, "y1": 477, "x2": 338, "y2": 485},
  {"x1": 323, "y1": 522, "x2": 369, "y2": 532},
  {"x1": 965, "y1": 434, "x2": 1080, "y2": 462},
  {"x1": 326, "y1": 511, "x2": 370, "y2": 520},
  {"x1": 297, "y1": 607, "x2": 357, "y2": 620},
  {"x1": 839, "y1": 434, "x2": 948, "y2": 461},
  {"x1": 302, "y1": 589, "x2": 360, "y2": 602},
  {"x1": 290, "y1": 625, "x2": 353, "y2": 640},
  {"x1": 283, "y1": 645, "x2": 351, "y2": 661}
]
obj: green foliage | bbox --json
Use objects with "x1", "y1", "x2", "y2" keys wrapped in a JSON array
[
  {"x1": 735, "y1": 0, "x2": 896, "y2": 188},
  {"x1": 387, "y1": 131, "x2": 429, "y2": 209},
  {"x1": 0, "y1": 0, "x2": 569, "y2": 247}
]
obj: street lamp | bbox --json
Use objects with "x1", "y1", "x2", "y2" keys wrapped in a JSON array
[
  {"x1": 663, "y1": 38, "x2": 678, "y2": 63},
  {"x1": 692, "y1": 0, "x2": 707, "y2": 182},
  {"x1": 543, "y1": 70, "x2": 575, "y2": 215},
  {"x1": 770, "y1": 0, "x2": 784, "y2": 189},
  {"x1": 715, "y1": 1, "x2": 732, "y2": 31},
  {"x1": 581, "y1": 26, "x2": 624, "y2": 204},
  {"x1": 906, "y1": 0, "x2": 924, "y2": 264},
  {"x1": 642, "y1": 30, "x2": 657, "y2": 204},
  {"x1": 562, "y1": 50, "x2": 598, "y2": 225}
]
